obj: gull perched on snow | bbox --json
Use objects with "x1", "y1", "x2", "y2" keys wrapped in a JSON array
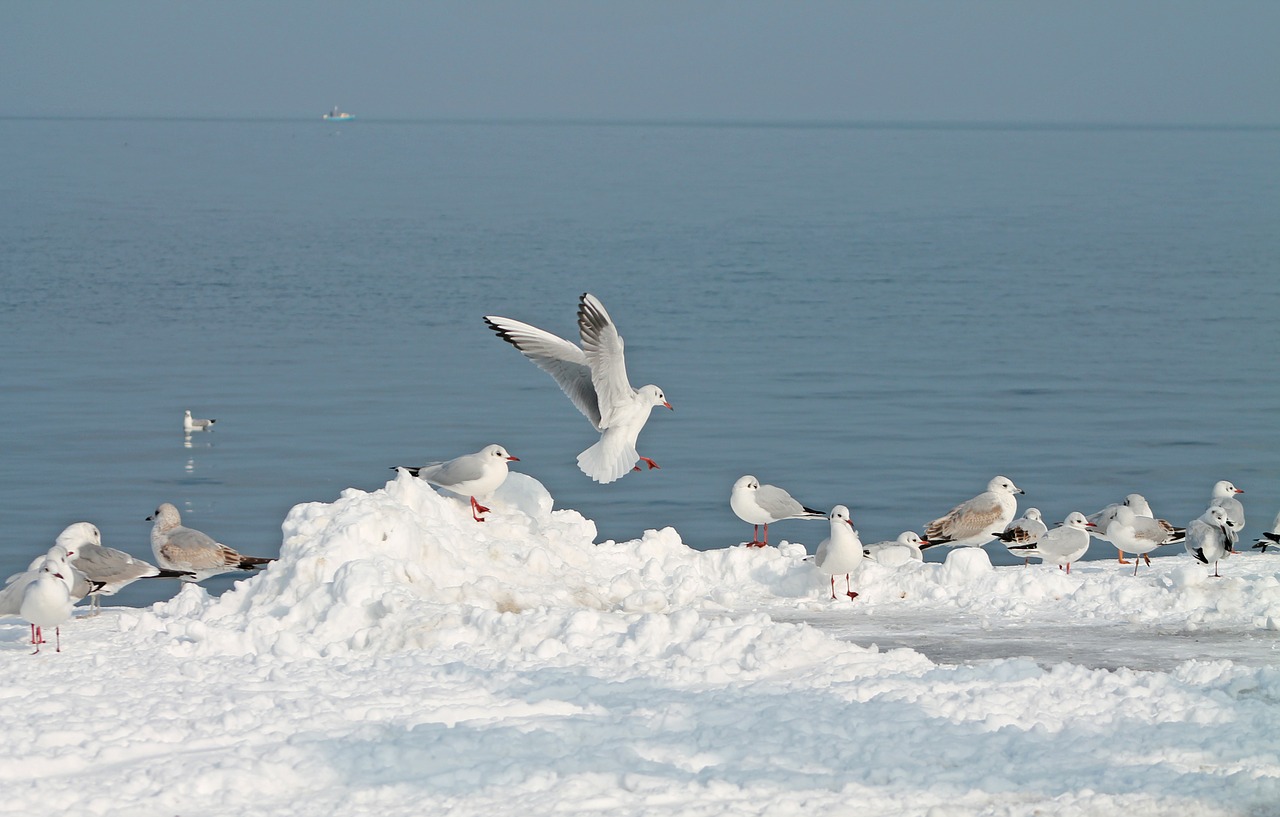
[
  {"x1": 60, "y1": 522, "x2": 191, "y2": 612},
  {"x1": 1106, "y1": 505, "x2": 1184, "y2": 576},
  {"x1": 483, "y1": 293, "x2": 672, "y2": 484},
  {"x1": 863, "y1": 531, "x2": 925, "y2": 566},
  {"x1": 147, "y1": 503, "x2": 274, "y2": 582},
  {"x1": 0, "y1": 546, "x2": 96, "y2": 616},
  {"x1": 20, "y1": 560, "x2": 73, "y2": 654},
  {"x1": 183, "y1": 410, "x2": 216, "y2": 433},
  {"x1": 1252, "y1": 510, "x2": 1280, "y2": 553},
  {"x1": 1087, "y1": 493, "x2": 1183, "y2": 564},
  {"x1": 730, "y1": 475, "x2": 825, "y2": 547},
  {"x1": 994, "y1": 507, "x2": 1048, "y2": 565},
  {"x1": 393, "y1": 444, "x2": 520, "y2": 522},
  {"x1": 920, "y1": 476, "x2": 1023, "y2": 550},
  {"x1": 1186, "y1": 506, "x2": 1237, "y2": 578},
  {"x1": 815, "y1": 505, "x2": 864, "y2": 601},
  {"x1": 1024, "y1": 512, "x2": 1094, "y2": 574},
  {"x1": 1208, "y1": 480, "x2": 1245, "y2": 548}
]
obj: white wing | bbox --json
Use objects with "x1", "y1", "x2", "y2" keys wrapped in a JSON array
[
  {"x1": 484, "y1": 314, "x2": 602, "y2": 428},
  {"x1": 576, "y1": 293, "x2": 634, "y2": 428}
]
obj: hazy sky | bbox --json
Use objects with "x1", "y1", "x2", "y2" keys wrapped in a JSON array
[{"x1": 4, "y1": 1, "x2": 1278, "y2": 123}]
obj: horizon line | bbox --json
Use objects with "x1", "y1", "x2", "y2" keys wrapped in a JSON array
[{"x1": 2, "y1": 114, "x2": 1278, "y2": 132}]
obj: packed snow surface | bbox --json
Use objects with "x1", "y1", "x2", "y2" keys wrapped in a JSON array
[{"x1": 3, "y1": 474, "x2": 1279, "y2": 816}]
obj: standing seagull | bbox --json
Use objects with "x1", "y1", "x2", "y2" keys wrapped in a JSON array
[
  {"x1": 1088, "y1": 493, "x2": 1183, "y2": 564},
  {"x1": 183, "y1": 410, "x2": 216, "y2": 433},
  {"x1": 814, "y1": 505, "x2": 864, "y2": 601},
  {"x1": 393, "y1": 444, "x2": 520, "y2": 522},
  {"x1": 1186, "y1": 506, "x2": 1238, "y2": 577},
  {"x1": 920, "y1": 476, "x2": 1024, "y2": 550},
  {"x1": 1208, "y1": 480, "x2": 1245, "y2": 549},
  {"x1": 729, "y1": 475, "x2": 825, "y2": 547},
  {"x1": 20, "y1": 561, "x2": 73, "y2": 654},
  {"x1": 483, "y1": 293, "x2": 672, "y2": 484},
  {"x1": 994, "y1": 507, "x2": 1048, "y2": 566},
  {"x1": 1106, "y1": 505, "x2": 1183, "y2": 576},
  {"x1": 1253, "y1": 510, "x2": 1280, "y2": 553},
  {"x1": 1030, "y1": 512, "x2": 1094, "y2": 574},
  {"x1": 61, "y1": 522, "x2": 191, "y2": 613},
  {"x1": 147, "y1": 504, "x2": 274, "y2": 582}
]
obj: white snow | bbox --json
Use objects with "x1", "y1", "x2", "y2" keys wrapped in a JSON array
[{"x1": 3, "y1": 473, "x2": 1279, "y2": 816}]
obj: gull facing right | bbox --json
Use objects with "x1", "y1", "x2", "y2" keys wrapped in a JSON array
[{"x1": 484, "y1": 293, "x2": 672, "y2": 484}]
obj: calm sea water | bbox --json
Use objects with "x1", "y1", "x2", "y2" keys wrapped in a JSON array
[{"x1": 2, "y1": 118, "x2": 1277, "y2": 607}]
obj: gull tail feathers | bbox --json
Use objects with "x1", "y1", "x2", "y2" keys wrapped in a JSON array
[{"x1": 576, "y1": 436, "x2": 638, "y2": 485}]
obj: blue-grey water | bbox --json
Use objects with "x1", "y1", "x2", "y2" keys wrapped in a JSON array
[{"x1": 2, "y1": 118, "x2": 1277, "y2": 608}]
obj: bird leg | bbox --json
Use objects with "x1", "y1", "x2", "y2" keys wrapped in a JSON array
[
  {"x1": 637, "y1": 456, "x2": 660, "y2": 470},
  {"x1": 1117, "y1": 551, "x2": 1131, "y2": 565},
  {"x1": 760, "y1": 523, "x2": 770, "y2": 548},
  {"x1": 746, "y1": 525, "x2": 765, "y2": 547},
  {"x1": 1142, "y1": 553, "x2": 1151, "y2": 566},
  {"x1": 829, "y1": 575, "x2": 837, "y2": 601},
  {"x1": 470, "y1": 496, "x2": 490, "y2": 522},
  {"x1": 55, "y1": 626, "x2": 61, "y2": 653},
  {"x1": 845, "y1": 574, "x2": 858, "y2": 600},
  {"x1": 1066, "y1": 563, "x2": 1072, "y2": 575}
]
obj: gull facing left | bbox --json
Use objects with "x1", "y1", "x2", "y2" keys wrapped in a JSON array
[
  {"x1": 147, "y1": 503, "x2": 274, "y2": 581},
  {"x1": 183, "y1": 410, "x2": 216, "y2": 433},
  {"x1": 484, "y1": 293, "x2": 672, "y2": 484},
  {"x1": 730, "y1": 475, "x2": 825, "y2": 547}
]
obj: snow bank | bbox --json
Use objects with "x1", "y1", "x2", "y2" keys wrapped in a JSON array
[
  {"x1": 5, "y1": 476, "x2": 1280, "y2": 817},
  {"x1": 124, "y1": 472, "x2": 1280, "y2": 662}
]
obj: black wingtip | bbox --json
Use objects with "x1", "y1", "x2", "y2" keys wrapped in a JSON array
[
  {"x1": 801, "y1": 506, "x2": 825, "y2": 517},
  {"x1": 1190, "y1": 547, "x2": 1208, "y2": 564},
  {"x1": 153, "y1": 569, "x2": 194, "y2": 579}
]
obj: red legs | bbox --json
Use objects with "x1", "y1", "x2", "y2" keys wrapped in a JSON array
[
  {"x1": 744, "y1": 524, "x2": 765, "y2": 548},
  {"x1": 632, "y1": 456, "x2": 662, "y2": 473},
  {"x1": 470, "y1": 496, "x2": 490, "y2": 522},
  {"x1": 829, "y1": 574, "x2": 858, "y2": 601},
  {"x1": 30, "y1": 625, "x2": 48, "y2": 655},
  {"x1": 1117, "y1": 550, "x2": 1131, "y2": 565}
]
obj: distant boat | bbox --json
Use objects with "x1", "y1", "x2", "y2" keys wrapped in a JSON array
[{"x1": 322, "y1": 106, "x2": 354, "y2": 121}]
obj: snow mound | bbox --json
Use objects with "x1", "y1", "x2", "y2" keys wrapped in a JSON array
[
  {"x1": 123, "y1": 473, "x2": 1280, "y2": 661},
  {"x1": 124, "y1": 473, "x2": 825, "y2": 659}
]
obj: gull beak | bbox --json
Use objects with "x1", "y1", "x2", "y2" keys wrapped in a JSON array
[
  {"x1": 1235, "y1": 488, "x2": 1244, "y2": 494},
  {"x1": 507, "y1": 456, "x2": 520, "y2": 462},
  {"x1": 663, "y1": 402, "x2": 673, "y2": 410}
]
